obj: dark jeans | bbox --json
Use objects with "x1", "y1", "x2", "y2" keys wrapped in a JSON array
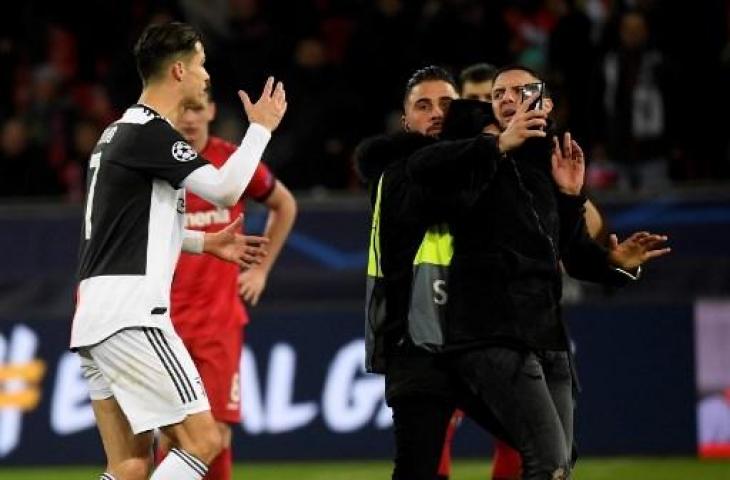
[
  {"x1": 390, "y1": 374, "x2": 513, "y2": 480},
  {"x1": 390, "y1": 396, "x2": 453, "y2": 480},
  {"x1": 453, "y1": 347, "x2": 573, "y2": 480}
]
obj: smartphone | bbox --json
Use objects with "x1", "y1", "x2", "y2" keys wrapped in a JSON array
[{"x1": 521, "y1": 82, "x2": 545, "y2": 110}]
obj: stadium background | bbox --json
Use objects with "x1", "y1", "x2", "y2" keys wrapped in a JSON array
[{"x1": 1, "y1": 0, "x2": 730, "y2": 477}]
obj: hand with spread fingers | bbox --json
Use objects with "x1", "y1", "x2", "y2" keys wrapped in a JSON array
[
  {"x1": 551, "y1": 132, "x2": 585, "y2": 195},
  {"x1": 607, "y1": 231, "x2": 671, "y2": 271},
  {"x1": 204, "y1": 215, "x2": 269, "y2": 268},
  {"x1": 238, "y1": 76, "x2": 288, "y2": 132}
]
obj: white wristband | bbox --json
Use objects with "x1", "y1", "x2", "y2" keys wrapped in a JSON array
[
  {"x1": 612, "y1": 265, "x2": 642, "y2": 281},
  {"x1": 182, "y1": 229, "x2": 205, "y2": 254}
]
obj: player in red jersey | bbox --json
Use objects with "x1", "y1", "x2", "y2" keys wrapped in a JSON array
[{"x1": 157, "y1": 89, "x2": 297, "y2": 480}]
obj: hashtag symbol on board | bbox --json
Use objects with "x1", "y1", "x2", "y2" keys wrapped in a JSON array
[{"x1": 0, "y1": 359, "x2": 46, "y2": 411}]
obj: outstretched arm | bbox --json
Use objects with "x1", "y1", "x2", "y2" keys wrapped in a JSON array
[
  {"x1": 406, "y1": 134, "x2": 501, "y2": 191},
  {"x1": 184, "y1": 215, "x2": 269, "y2": 268},
  {"x1": 407, "y1": 99, "x2": 549, "y2": 191},
  {"x1": 562, "y1": 219, "x2": 671, "y2": 285}
]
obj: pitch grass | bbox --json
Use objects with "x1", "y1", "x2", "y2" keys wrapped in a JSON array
[{"x1": 1, "y1": 457, "x2": 728, "y2": 479}]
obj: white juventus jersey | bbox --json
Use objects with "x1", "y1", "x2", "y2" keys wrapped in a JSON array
[{"x1": 71, "y1": 105, "x2": 208, "y2": 349}]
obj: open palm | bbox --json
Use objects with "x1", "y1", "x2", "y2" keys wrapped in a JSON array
[
  {"x1": 551, "y1": 132, "x2": 584, "y2": 195},
  {"x1": 608, "y1": 231, "x2": 671, "y2": 270}
]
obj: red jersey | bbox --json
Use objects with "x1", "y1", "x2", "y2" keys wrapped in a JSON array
[{"x1": 171, "y1": 136, "x2": 275, "y2": 339}]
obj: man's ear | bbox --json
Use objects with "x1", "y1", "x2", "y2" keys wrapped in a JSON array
[
  {"x1": 544, "y1": 97, "x2": 554, "y2": 114},
  {"x1": 171, "y1": 61, "x2": 185, "y2": 82},
  {"x1": 401, "y1": 115, "x2": 410, "y2": 132}
]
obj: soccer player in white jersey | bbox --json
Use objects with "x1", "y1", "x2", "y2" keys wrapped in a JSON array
[{"x1": 70, "y1": 22, "x2": 287, "y2": 480}]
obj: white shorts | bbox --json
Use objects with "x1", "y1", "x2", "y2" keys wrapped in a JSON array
[{"x1": 78, "y1": 327, "x2": 210, "y2": 434}]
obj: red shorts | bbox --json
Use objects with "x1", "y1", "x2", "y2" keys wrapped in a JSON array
[{"x1": 181, "y1": 324, "x2": 243, "y2": 424}]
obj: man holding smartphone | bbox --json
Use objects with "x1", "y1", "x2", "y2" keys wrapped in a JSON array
[
  {"x1": 358, "y1": 65, "x2": 541, "y2": 480},
  {"x1": 407, "y1": 65, "x2": 670, "y2": 479}
]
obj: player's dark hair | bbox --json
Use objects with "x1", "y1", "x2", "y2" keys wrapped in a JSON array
[
  {"x1": 134, "y1": 22, "x2": 202, "y2": 85},
  {"x1": 403, "y1": 66, "x2": 456, "y2": 107},
  {"x1": 458, "y1": 63, "x2": 497, "y2": 93}
]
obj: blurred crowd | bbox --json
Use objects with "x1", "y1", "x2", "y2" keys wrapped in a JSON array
[{"x1": 1, "y1": 0, "x2": 729, "y2": 200}]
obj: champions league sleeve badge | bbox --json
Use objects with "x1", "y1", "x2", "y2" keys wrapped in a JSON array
[{"x1": 171, "y1": 141, "x2": 198, "y2": 162}]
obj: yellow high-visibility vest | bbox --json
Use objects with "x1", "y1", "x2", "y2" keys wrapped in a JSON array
[
  {"x1": 365, "y1": 175, "x2": 453, "y2": 373},
  {"x1": 365, "y1": 177, "x2": 386, "y2": 372},
  {"x1": 408, "y1": 223, "x2": 452, "y2": 351}
]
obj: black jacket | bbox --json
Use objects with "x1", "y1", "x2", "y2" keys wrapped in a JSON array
[
  {"x1": 357, "y1": 132, "x2": 456, "y2": 401},
  {"x1": 408, "y1": 128, "x2": 630, "y2": 352},
  {"x1": 356, "y1": 132, "x2": 439, "y2": 357},
  {"x1": 355, "y1": 100, "x2": 549, "y2": 400},
  {"x1": 356, "y1": 100, "x2": 627, "y2": 400},
  {"x1": 355, "y1": 101, "x2": 503, "y2": 363}
]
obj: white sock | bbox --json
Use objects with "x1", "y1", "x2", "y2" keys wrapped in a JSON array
[
  {"x1": 99, "y1": 474, "x2": 116, "y2": 480},
  {"x1": 150, "y1": 447, "x2": 208, "y2": 480}
]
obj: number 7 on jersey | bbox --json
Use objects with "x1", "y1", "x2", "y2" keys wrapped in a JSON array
[{"x1": 84, "y1": 152, "x2": 102, "y2": 240}]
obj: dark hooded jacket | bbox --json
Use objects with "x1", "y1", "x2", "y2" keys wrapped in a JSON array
[
  {"x1": 408, "y1": 114, "x2": 631, "y2": 352},
  {"x1": 355, "y1": 100, "x2": 499, "y2": 362},
  {"x1": 356, "y1": 100, "x2": 627, "y2": 399},
  {"x1": 356, "y1": 131, "x2": 451, "y2": 401},
  {"x1": 356, "y1": 132, "x2": 438, "y2": 353},
  {"x1": 355, "y1": 100, "x2": 507, "y2": 400}
]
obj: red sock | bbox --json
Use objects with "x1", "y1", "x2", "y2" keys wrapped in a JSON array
[
  {"x1": 204, "y1": 446, "x2": 232, "y2": 480},
  {"x1": 154, "y1": 445, "x2": 168, "y2": 467},
  {"x1": 437, "y1": 410, "x2": 464, "y2": 477},
  {"x1": 491, "y1": 439, "x2": 522, "y2": 480}
]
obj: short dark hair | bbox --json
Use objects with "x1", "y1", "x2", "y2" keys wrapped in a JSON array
[
  {"x1": 492, "y1": 64, "x2": 550, "y2": 97},
  {"x1": 403, "y1": 65, "x2": 456, "y2": 107},
  {"x1": 458, "y1": 63, "x2": 497, "y2": 93},
  {"x1": 493, "y1": 64, "x2": 544, "y2": 85},
  {"x1": 134, "y1": 22, "x2": 202, "y2": 85}
]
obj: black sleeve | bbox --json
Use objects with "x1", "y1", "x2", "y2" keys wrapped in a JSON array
[
  {"x1": 406, "y1": 134, "x2": 502, "y2": 210},
  {"x1": 120, "y1": 119, "x2": 209, "y2": 188},
  {"x1": 557, "y1": 191, "x2": 587, "y2": 252},
  {"x1": 560, "y1": 209, "x2": 631, "y2": 288}
]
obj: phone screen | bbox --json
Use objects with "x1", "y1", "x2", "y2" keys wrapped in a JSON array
[{"x1": 521, "y1": 82, "x2": 545, "y2": 110}]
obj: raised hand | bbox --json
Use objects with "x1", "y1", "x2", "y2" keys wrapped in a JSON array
[
  {"x1": 238, "y1": 76, "x2": 288, "y2": 132},
  {"x1": 203, "y1": 215, "x2": 269, "y2": 268},
  {"x1": 551, "y1": 132, "x2": 585, "y2": 195},
  {"x1": 497, "y1": 98, "x2": 548, "y2": 153},
  {"x1": 607, "y1": 231, "x2": 671, "y2": 271}
]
